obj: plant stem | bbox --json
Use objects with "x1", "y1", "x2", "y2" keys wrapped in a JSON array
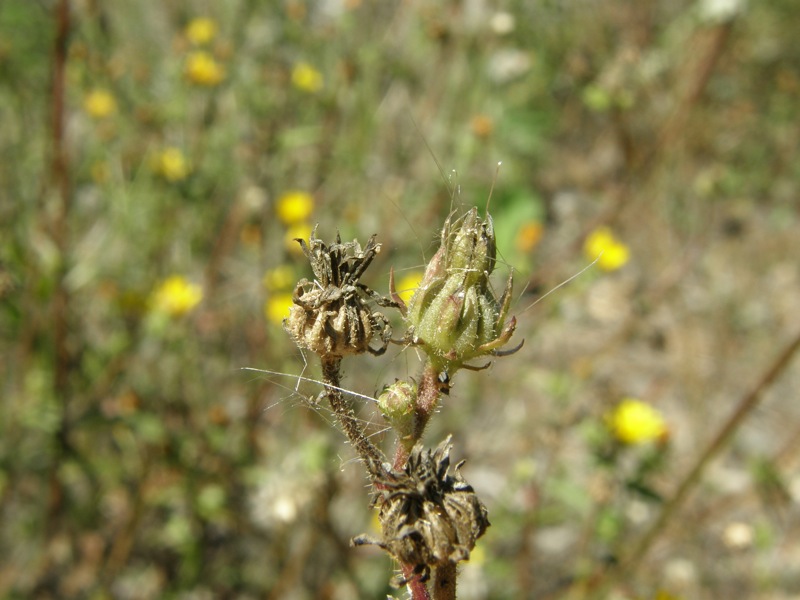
[
  {"x1": 402, "y1": 565, "x2": 432, "y2": 600},
  {"x1": 393, "y1": 362, "x2": 441, "y2": 470},
  {"x1": 319, "y1": 356, "x2": 386, "y2": 478},
  {"x1": 432, "y1": 562, "x2": 457, "y2": 600},
  {"x1": 46, "y1": 0, "x2": 72, "y2": 533},
  {"x1": 51, "y1": 0, "x2": 71, "y2": 424},
  {"x1": 320, "y1": 356, "x2": 433, "y2": 598},
  {"x1": 389, "y1": 361, "x2": 449, "y2": 599},
  {"x1": 414, "y1": 363, "x2": 457, "y2": 599},
  {"x1": 619, "y1": 329, "x2": 800, "y2": 574}
]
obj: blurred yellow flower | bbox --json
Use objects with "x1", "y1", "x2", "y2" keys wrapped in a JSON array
[
  {"x1": 607, "y1": 398, "x2": 667, "y2": 445},
  {"x1": 264, "y1": 292, "x2": 294, "y2": 325},
  {"x1": 186, "y1": 17, "x2": 217, "y2": 45},
  {"x1": 466, "y1": 543, "x2": 486, "y2": 566},
  {"x1": 284, "y1": 222, "x2": 313, "y2": 256},
  {"x1": 276, "y1": 191, "x2": 314, "y2": 225},
  {"x1": 155, "y1": 147, "x2": 190, "y2": 182},
  {"x1": 185, "y1": 51, "x2": 225, "y2": 86},
  {"x1": 584, "y1": 226, "x2": 630, "y2": 271},
  {"x1": 84, "y1": 89, "x2": 117, "y2": 119},
  {"x1": 263, "y1": 265, "x2": 296, "y2": 292},
  {"x1": 90, "y1": 160, "x2": 110, "y2": 184},
  {"x1": 151, "y1": 276, "x2": 202, "y2": 317},
  {"x1": 515, "y1": 220, "x2": 543, "y2": 253},
  {"x1": 370, "y1": 506, "x2": 381, "y2": 533},
  {"x1": 291, "y1": 62, "x2": 323, "y2": 93},
  {"x1": 396, "y1": 271, "x2": 424, "y2": 304},
  {"x1": 470, "y1": 113, "x2": 494, "y2": 138}
]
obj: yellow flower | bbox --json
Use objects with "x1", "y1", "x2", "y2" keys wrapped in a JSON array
[
  {"x1": 284, "y1": 222, "x2": 313, "y2": 256},
  {"x1": 263, "y1": 265, "x2": 296, "y2": 292},
  {"x1": 264, "y1": 292, "x2": 294, "y2": 325},
  {"x1": 185, "y1": 51, "x2": 225, "y2": 86},
  {"x1": 291, "y1": 62, "x2": 323, "y2": 93},
  {"x1": 84, "y1": 89, "x2": 117, "y2": 119},
  {"x1": 186, "y1": 17, "x2": 217, "y2": 45},
  {"x1": 584, "y1": 226, "x2": 630, "y2": 271},
  {"x1": 155, "y1": 147, "x2": 190, "y2": 182},
  {"x1": 607, "y1": 398, "x2": 668, "y2": 445},
  {"x1": 396, "y1": 271, "x2": 424, "y2": 304},
  {"x1": 151, "y1": 276, "x2": 202, "y2": 317},
  {"x1": 276, "y1": 190, "x2": 314, "y2": 225}
]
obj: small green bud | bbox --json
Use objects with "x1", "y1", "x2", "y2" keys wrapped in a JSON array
[
  {"x1": 378, "y1": 380, "x2": 417, "y2": 442},
  {"x1": 405, "y1": 207, "x2": 517, "y2": 374}
]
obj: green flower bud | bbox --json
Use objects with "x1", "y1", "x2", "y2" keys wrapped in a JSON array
[
  {"x1": 378, "y1": 380, "x2": 417, "y2": 442},
  {"x1": 405, "y1": 207, "x2": 518, "y2": 374}
]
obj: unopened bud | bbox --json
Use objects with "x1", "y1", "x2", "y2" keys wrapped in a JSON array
[
  {"x1": 405, "y1": 207, "x2": 517, "y2": 374},
  {"x1": 378, "y1": 380, "x2": 417, "y2": 441}
]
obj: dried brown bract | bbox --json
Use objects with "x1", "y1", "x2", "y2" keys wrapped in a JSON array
[
  {"x1": 352, "y1": 435, "x2": 490, "y2": 586},
  {"x1": 284, "y1": 227, "x2": 398, "y2": 358}
]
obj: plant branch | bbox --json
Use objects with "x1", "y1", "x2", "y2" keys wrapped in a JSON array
[
  {"x1": 50, "y1": 0, "x2": 71, "y2": 410},
  {"x1": 320, "y1": 356, "x2": 386, "y2": 478},
  {"x1": 46, "y1": 0, "x2": 73, "y2": 532}
]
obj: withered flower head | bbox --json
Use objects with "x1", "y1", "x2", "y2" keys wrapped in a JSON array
[
  {"x1": 352, "y1": 435, "x2": 490, "y2": 585},
  {"x1": 284, "y1": 226, "x2": 395, "y2": 358},
  {"x1": 403, "y1": 207, "x2": 520, "y2": 374}
]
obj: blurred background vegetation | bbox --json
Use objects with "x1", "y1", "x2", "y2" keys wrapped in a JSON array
[{"x1": 2, "y1": 0, "x2": 800, "y2": 598}]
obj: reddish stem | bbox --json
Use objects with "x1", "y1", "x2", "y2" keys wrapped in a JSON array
[
  {"x1": 404, "y1": 566, "x2": 432, "y2": 600},
  {"x1": 390, "y1": 361, "x2": 446, "y2": 599},
  {"x1": 392, "y1": 363, "x2": 441, "y2": 469}
]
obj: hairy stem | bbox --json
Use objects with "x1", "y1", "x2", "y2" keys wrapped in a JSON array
[
  {"x1": 402, "y1": 565, "x2": 432, "y2": 600},
  {"x1": 392, "y1": 362, "x2": 442, "y2": 470},
  {"x1": 432, "y1": 562, "x2": 457, "y2": 600},
  {"x1": 389, "y1": 361, "x2": 450, "y2": 599},
  {"x1": 320, "y1": 356, "x2": 386, "y2": 478},
  {"x1": 321, "y1": 357, "x2": 432, "y2": 599}
]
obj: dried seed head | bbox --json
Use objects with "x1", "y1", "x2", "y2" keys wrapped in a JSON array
[
  {"x1": 352, "y1": 435, "x2": 490, "y2": 584},
  {"x1": 405, "y1": 207, "x2": 519, "y2": 374},
  {"x1": 283, "y1": 227, "x2": 396, "y2": 358}
]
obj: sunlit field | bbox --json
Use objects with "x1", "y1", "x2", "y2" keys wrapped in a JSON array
[{"x1": 2, "y1": 1, "x2": 800, "y2": 598}]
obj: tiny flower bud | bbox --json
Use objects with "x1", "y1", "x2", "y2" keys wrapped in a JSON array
[{"x1": 377, "y1": 380, "x2": 417, "y2": 442}]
